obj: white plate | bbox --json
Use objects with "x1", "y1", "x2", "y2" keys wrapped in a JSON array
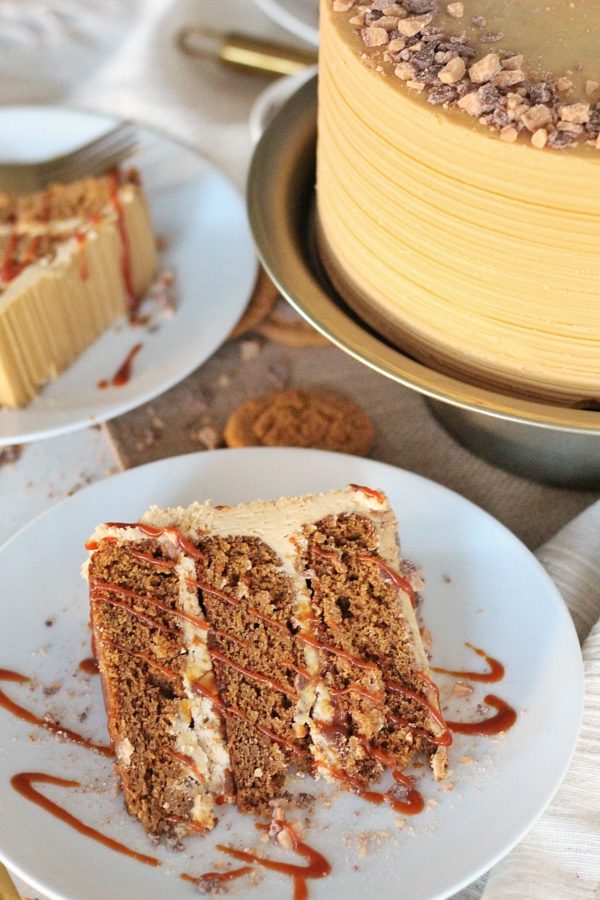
[
  {"x1": 249, "y1": 67, "x2": 318, "y2": 144},
  {"x1": 254, "y1": 0, "x2": 319, "y2": 46},
  {"x1": 0, "y1": 449, "x2": 583, "y2": 900},
  {"x1": 0, "y1": 107, "x2": 257, "y2": 446}
]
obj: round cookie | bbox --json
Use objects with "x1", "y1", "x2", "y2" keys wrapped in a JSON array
[
  {"x1": 224, "y1": 388, "x2": 374, "y2": 456},
  {"x1": 229, "y1": 267, "x2": 278, "y2": 340}
]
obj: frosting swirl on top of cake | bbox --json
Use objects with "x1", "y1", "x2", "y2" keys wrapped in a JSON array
[{"x1": 331, "y1": 0, "x2": 600, "y2": 149}]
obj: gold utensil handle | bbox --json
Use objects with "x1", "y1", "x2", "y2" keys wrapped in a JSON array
[
  {"x1": 0, "y1": 862, "x2": 22, "y2": 900},
  {"x1": 177, "y1": 27, "x2": 317, "y2": 78}
]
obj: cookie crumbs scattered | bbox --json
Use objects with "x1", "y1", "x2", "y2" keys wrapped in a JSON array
[
  {"x1": 452, "y1": 681, "x2": 474, "y2": 697},
  {"x1": 240, "y1": 339, "x2": 261, "y2": 362},
  {"x1": 0, "y1": 444, "x2": 23, "y2": 466},
  {"x1": 446, "y1": 2, "x2": 463, "y2": 18},
  {"x1": 189, "y1": 425, "x2": 221, "y2": 450}
]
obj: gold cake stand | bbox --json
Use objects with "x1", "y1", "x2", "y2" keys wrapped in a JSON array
[{"x1": 247, "y1": 76, "x2": 600, "y2": 488}]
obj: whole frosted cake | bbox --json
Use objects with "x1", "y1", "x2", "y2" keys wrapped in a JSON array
[{"x1": 317, "y1": 0, "x2": 600, "y2": 404}]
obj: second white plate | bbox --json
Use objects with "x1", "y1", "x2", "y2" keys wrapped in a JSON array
[
  {"x1": 0, "y1": 448, "x2": 583, "y2": 900},
  {"x1": 0, "y1": 107, "x2": 257, "y2": 446}
]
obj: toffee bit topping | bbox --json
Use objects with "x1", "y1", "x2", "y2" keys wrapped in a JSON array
[
  {"x1": 445, "y1": 2, "x2": 463, "y2": 18},
  {"x1": 333, "y1": 0, "x2": 600, "y2": 149}
]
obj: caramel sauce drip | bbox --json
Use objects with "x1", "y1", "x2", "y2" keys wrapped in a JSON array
[
  {"x1": 386, "y1": 676, "x2": 452, "y2": 745},
  {"x1": 356, "y1": 554, "x2": 417, "y2": 609},
  {"x1": 78, "y1": 657, "x2": 99, "y2": 675},
  {"x1": 97, "y1": 342, "x2": 142, "y2": 390},
  {"x1": 0, "y1": 669, "x2": 112, "y2": 757},
  {"x1": 180, "y1": 866, "x2": 253, "y2": 887},
  {"x1": 348, "y1": 484, "x2": 385, "y2": 504},
  {"x1": 447, "y1": 694, "x2": 517, "y2": 736},
  {"x1": 109, "y1": 171, "x2": 136, "y2": 314},
  {"x1": 191, "y1": 679, "x2": 304, "y2": 758},
  {"x1": 11, "y1": 773, "x2": 159, "y2": 867},
  {"x1": 98, "y1": 524, "x2": 206, "y2": 560},
  {"x1": 163, "y1": 748, "x2": 206, "y2": 784},
  {"x1": 218, "y1": 821, "x2": 331, "y2": 900},
  {"x1": 129, "y1": 548, "x2": 177, "y2": 569},
  {"x1": 75, "y1": 230, "x2": 89, "y2": 281},
  {"x1": 432, "y1": 643, "x2": 505, "y2": 683},
  {"x1": 318, "y1": 758, "x2": 424, "y2": 816},
  {"x1": 96, "y1": 636, "x2": 182, "y2": 689},
  {"x1": 1, "y1": 228, "x2": 19, "y2": 282}
]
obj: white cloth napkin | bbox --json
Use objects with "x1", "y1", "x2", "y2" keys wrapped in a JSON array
[{"x1": 456, "y1": 500, "x2": 600, "y2": 899}]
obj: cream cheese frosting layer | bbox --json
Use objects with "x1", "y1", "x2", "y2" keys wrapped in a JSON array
[{"x1": 317, "y1": 0, "x2": 600, "y2": 404}]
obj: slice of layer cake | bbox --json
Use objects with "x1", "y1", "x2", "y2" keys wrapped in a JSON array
[
  {"x1": 83, "y1": 485, "x2": 449, "y2": 839},
  {"x1": 0, "y1": 169, "x2": 157, "y2": 407}
]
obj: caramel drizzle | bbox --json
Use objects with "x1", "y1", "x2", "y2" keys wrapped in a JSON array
[
  {"x1": 75, "y1": 230, "x2": 89, "y2": 281},
  {"x1": 432, "y1": 643, "x2": 505, "y2": 683},
  {"x1": 1, "y1": 227, "x2": 19, "y2": 282},
  {"x1": 181, "y1": 866, "x2": 253, "y2": 887},
  {"x1": 447, "y1": 695, "x2": 517, "y2": 736},
  {"x1": 387, "y1": 676, "x2": 452, "y2": 745},
  {"x1": 348, "y1": 484, "x2": 386, "y2": 504},
  {"x1": 190, "y1": 679, "x2": 303, "y2": 757},
  {"x1": 109, "y1": 171, "x2": 136, "y2": 314},
  {"x1": 91, "y1": 580, "x2": 294, "y2": 687},
  {"x1": 11, "y1": 773, "x2": 159, "y2": 867},
  {"x1": 92, "y1": 568, "x2": 446, "y2": 749},
  {"x1": 129, "y1": 548, "x2": 177, "y2": 569},
  {"x1": 99, "y1": 524, "x2": 206, "y2": 560},
  {"x1": 0, "y1": 669, "x2": 112, "y2": 757},
  {"x1": 218, "y1": 821, "x2": 331, "y2": 900},
  {"x1": 90, "y1": 533, "x2": 449, "y2": 765},
  {"x1": 163, "y1": 748, "x2": 207, "y2": 784},
  {"x1": 356, "y1": 554, "x2": 417, "y2": 609},
  {"x1": 96, "y1": 636, "x2": 182, "y2": 688}
]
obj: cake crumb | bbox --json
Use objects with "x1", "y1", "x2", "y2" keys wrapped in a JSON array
[
  {"x1": 452, "y1": 681, "x2": 473, "y2": 697},
  {"x1": 446, "y1": 2, "x2": 463, "y2": 17}
]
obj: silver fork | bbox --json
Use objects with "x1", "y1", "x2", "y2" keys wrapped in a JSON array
[{"x1": 0, "y1": 120, "x2": 138, "y2": 195}]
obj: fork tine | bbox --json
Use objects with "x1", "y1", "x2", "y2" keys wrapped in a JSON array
[
  {"x1": 48, "y1": 121, "x2": 135, "y2": 170},
  {"x1": 44, "y1": 133, "x2": 138, "y2": 175},
  {"x1": 42, "y1": 126, "x2": 138, "y2": 183},
  {"x1": 52, "y1": 143, "x2": 139, "y2": 182}
]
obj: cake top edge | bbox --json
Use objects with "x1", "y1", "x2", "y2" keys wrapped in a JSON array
[
  {"x1": 83, "y1": 484, "x2": 395, "y2": 558},
  {"x1": 326, "y1": 0, "x2": 600, "y2": 152}
]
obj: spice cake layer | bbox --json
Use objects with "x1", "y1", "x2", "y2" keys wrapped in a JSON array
[
  {"x1": 317, "y1": 0, "x2": 600, "y2": 404},
  {"x1": 84, "y1": 486, "x2": 448, "y2": 839},
  {"x1": 0, "y1": 170, "x2": 157, "y2": 407}
]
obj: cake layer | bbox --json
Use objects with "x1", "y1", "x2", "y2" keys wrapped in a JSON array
[
  {"x1": 86, "y1": 528, "x2": 230, "y2": 839},
  {"x1": 0, "y1": 172, "x2": 157, "y2": 407},
  {"x1": 317, "y1": 0, "x2": 600, "y2": 404}
]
